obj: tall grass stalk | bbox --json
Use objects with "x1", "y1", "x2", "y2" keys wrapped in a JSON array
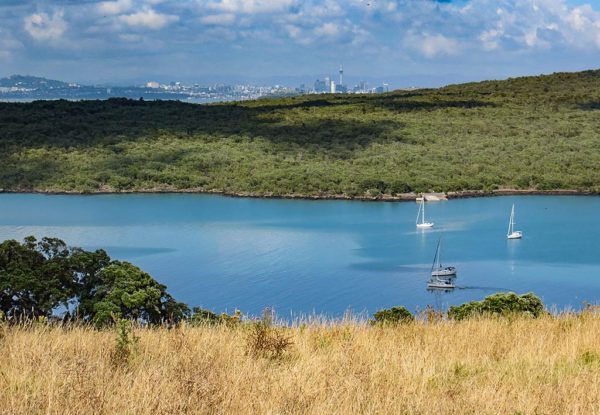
[{"x1": 1, "y1": 313, "x2": 599, "y2": 414}]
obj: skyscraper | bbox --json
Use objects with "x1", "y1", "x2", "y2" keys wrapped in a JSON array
[{"x1": 314, "y1": 79, "x2": 327, "y2": 93}]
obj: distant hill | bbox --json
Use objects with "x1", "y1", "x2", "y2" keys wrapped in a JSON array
[
  {"x1": 0, "y1": 74, "x2": 72, "y2": 89},
  {"x1": 0, "y1": 74, "x2": 192, "y2": 101},
  {"x1": 1, "y1": 69, "x2": 600, "y2": 196},
  {"x1": 0, "y1": 74, "x2": 288, "y2": 102}
]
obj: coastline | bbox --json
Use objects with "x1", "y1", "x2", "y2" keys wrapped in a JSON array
[{"x1": 0, "y1": 187, "x2": 598, "y2": 201}]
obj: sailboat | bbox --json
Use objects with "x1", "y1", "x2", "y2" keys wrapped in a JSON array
[
  {"x1": 416, "y1": 199, "x2": 434, "y2": 228},
  {"x1": 429, "y1": 238, "x2": 457, "y2": 277},
  {"x1": 428, "y1": 238, "x2": 456, "y2": 289},
  {"x1": 507, "y1": 203, "x2": 523, "y2": 239}
]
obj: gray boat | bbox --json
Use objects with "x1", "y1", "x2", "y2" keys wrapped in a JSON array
[
  {"x1": 427, "y1": 276, "x2": 456, "y2": 289},
  {"x1": 430, "y1": 238, "x2": 457, "y2": 277}
]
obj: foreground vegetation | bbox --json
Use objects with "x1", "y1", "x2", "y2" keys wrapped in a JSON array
[
  {"x1": 1, "y1": 235, "x2": 599, "y2": 413},
  {"x1": 1, "y1": 312, "x2": 599, "y2": 414},
  {"x1": 2, "y1": 69, "x2": 600, "y2": 197}
]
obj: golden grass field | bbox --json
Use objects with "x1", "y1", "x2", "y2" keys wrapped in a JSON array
[{"x1": 1, "y1": 313, "x2": 599, "y2": 415}]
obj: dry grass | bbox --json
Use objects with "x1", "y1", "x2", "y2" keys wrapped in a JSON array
[{"x1": 1, "y1": 313, "x2": 600, "y2": 415}]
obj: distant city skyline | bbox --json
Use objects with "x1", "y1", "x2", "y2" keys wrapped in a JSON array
[
  {"x1": 0, "y1": 66, "x2": 395, "y2": 103},
  {"x1": 2, "y1": 1, "x2": 600, "y2": 88}
]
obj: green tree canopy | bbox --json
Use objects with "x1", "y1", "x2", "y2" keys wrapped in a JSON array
[
  {"x1": 89, "y1": 261, "x2": 189, "y2": 327},
  {"x1": 0, "y1": 236, "x2": 189, "y2": 326},
  {"x1": 0, "y1": 237, "x2": 76, "y2": 319},
  {"x1": 372, "y1": 306, "x2": 414, "y2": 325},
  {"x1": 448, "y1": 292, "x2": 544, "y2": 320}
]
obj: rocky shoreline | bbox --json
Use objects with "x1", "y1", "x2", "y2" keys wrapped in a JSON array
[{"x1": 1, "y1": 187, "x2": 598, "y2": 201}]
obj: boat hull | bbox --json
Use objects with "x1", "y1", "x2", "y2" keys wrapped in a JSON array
[
  {"x1": 417, "y1": 222, "x2": 434, "y2": 228},
  {"x1": 507, "y1": 231, "x2": 522, "y2": 239},
  {"x1": 427, "y1": 282, "x2": 455, "y2": 289},
  {"x1": 431, "y1": 267, "x2": 456, "y2": 277}
]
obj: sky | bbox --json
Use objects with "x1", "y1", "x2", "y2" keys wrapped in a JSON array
[{"x1": 2, "y1": 0, "x2": 600, "y2": 87}]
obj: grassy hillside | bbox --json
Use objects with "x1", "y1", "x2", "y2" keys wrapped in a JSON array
[
  {"x1": 2, "y1": 70, "x2": 600, "y2": 196},
  {"x1": 2, "y1": 313, "x2": 599, "y2": 414}
]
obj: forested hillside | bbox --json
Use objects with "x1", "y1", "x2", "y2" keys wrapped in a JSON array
[{"x1": 2, "y1": 69, "x2": 600, "y2": 197}]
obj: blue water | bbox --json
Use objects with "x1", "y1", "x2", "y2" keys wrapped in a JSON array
[{"x1": 0, "y1": 194, "x2": 599, "y2": 317}]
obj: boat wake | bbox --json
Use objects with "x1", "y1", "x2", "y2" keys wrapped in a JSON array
[{"x1": 455, "y1": 285, "x2": 510, "y2": 291}]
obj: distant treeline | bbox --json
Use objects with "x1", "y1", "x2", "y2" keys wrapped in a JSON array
[{"x1": 1, "y1": 69, "x2": 600, "y2": 196}]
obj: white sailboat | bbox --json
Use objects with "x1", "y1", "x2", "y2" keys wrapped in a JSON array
[
  {"x1": 416, "y1": 199, "x2": 434, "y2": 229},
  {"x1": 429, "y1": 238, "x2": 457, "y2": 278},
  {"x1": 507, "y1": 203, "x2": 522, "y2": 239}
]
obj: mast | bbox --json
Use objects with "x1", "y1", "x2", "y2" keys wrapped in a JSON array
[
  {"x1": 422, "y1": 199, "x2": 426, "y2": 225},
  {"x1": 438, "y1": 237, "x2": 442, "y2": 269},
  {"x1": 512, "y1": 205, "x2": 516, "y2": 231},
  {"x1": 431, "y1": 238, "x2": 441, "y2": 272},
  {"x1": 508, "y1": 204, "x2": 515, "y2": 235},
  {"x1": 416, "y1": 199, "x2": 423, "y2": 225}
]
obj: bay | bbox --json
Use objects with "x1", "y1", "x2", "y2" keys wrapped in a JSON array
[{"x1": 1, "y1": 193, "x2": 599, "y2": 317}]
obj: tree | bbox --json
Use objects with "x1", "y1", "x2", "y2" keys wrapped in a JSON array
[
  {"x1": 70, "y1": 248, "x2": 112, "y2": 320},
  {"x1": 0, "y1": 237, "x2": 76, "y2": 320},
  {"x1": 0, "y1": 236, "x2": 190, "y2": 327},
  {"x1": 448, "y1": 292, "x2": 544, "y2": 320},
  {"x1": 88, "y1": 261, "x2": 189, "y2": 327},
  {"x1": 372, "y1": 306, "x2": 414, "y2": 325}
]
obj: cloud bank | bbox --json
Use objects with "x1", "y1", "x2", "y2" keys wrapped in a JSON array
[{"x1": 2, "y1": 0, "x2": 600, "y2": 84}]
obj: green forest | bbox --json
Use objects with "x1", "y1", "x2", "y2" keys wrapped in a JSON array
[{"x1": 2, "y1": 69, "x2": 600, "y2": 197}]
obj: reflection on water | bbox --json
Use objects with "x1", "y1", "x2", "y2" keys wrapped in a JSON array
[{"x1": 1, "y1": 193, "x2": 599, "y2": 316}]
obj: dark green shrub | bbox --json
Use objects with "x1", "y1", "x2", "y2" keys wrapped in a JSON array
[
  {"x1": 188, "y1": 307, "x2": 220, "y2": 325},
  {"x1": 372, "y1": 306, "x2": 414, "y2": 325},
  {"x1": 360, "y1": 178, "x2": 386, "y2": 192},
  {"x1": 389, "y1": 180, "x2": 412, "y2": 194},
  {"x1": 448, "y1": 292, "x2": 544, "y2": 320}
]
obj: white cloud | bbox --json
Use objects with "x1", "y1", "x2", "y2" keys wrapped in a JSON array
[
  {"x1": 200, "y1": 13, "x2": 236, "y2": 25},
  {"x1": 9, "y1": 0, "x2": 600, "y2": 78},
  {"x1": 479, "y1": 28, "x2": 501, "y2": 50},
  {"x1": 314, "y1": 22, "x2": 339, "y2": 37},
  {"x1": 24, "y1": 11, "x2": 67, "y2": 41},
  {"x1": 118, "y1": 8, "x2": 179, "y2": 29},
  {"x1": 97, "y1": 0, "x2": 133, "y2": 16},
  {"x1": 298, "y1": 0, "x2": 344, "y2": 18},
  {"x1": 412, "y1": 33, "x2": 459, "y2": 58},
  {"x1": 206, "y1": 0, "x2": 296, "y2": 15}
]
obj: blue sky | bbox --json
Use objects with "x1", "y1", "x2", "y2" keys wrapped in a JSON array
[{"x1": 2, "y1": 0, "x2": 600, "y2": 87}]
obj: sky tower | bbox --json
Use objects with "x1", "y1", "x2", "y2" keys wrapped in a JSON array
[{"x1": 339, "y1": 64, "x2": 344, "y2": 86}]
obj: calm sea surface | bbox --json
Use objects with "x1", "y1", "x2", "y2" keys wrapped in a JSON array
[{"x1": 1, "y1": 194, "x2": 599, "y2": 317}]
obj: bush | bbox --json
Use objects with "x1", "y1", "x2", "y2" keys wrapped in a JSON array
[
  {"x1": 246, "y1": 321, "x2": 293, "y2": 360},
  {"x1": 372, "y1": 306, "x2": 414, "y2": 325},
  {"x1": 389, "y1": 180, "x2": 413, "y2": 194},
  {"x1": 111, "y1": 318, "x2": 139, "y2": 368},
  {"x1": 448, "y1": 292, "x2": 544, "y2": 321},
  {"x1": 188, "y1": 307, "x2": 220, "y2": 325}
]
